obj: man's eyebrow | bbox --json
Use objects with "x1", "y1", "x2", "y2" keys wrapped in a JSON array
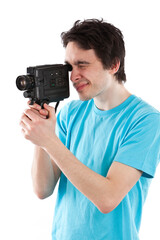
[
  {"x1": 75, "y1": 61, "x2": 90, "y2": 65},
  {"x1": 65, "y1": 60, "x2": 90, "y2": 65}
]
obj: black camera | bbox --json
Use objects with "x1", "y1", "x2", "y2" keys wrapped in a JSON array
[{"x1": 16, "y1": 64, "x2": 72, "y2": 108}]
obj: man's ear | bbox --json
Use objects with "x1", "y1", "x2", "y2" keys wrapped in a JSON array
[{"x1": 109, "y1": 59, "x2": 120, "y2": 75}]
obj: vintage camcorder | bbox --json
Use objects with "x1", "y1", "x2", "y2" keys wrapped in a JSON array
[{"x1": 16, "y1": 64, "x2": 72, "y2": 110}]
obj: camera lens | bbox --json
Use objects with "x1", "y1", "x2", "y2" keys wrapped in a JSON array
[{"x1": 16, "y1": 75, "x2": 34, "y2": 90}]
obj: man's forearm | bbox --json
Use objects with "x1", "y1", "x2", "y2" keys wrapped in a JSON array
[{"x1": 32, "y1": 146, "x2": 61, "y2": 199}]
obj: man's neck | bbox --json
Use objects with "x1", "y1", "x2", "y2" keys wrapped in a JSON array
[{"x1": 94, "y1": 82, "x2": 131, "y2": 111}]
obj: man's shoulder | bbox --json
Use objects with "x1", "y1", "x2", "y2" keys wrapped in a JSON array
[
  {"x1": 127, "y1": 95, "x2": 160, "y2": 129},
  {"x1": 59, "y1": 99, "x2": 92, "y2": 116},
  {"x1": 128, "y1": 95, "x2": 159, "y2": 117}
]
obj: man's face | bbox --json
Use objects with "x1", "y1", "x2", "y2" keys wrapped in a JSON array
[{"x1": 65, "y1": 41, "x2": 114, "y2": 101}]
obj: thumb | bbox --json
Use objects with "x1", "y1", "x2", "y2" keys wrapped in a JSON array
[{"x1": 43, "y1": 103, "x2": 55, "y2": 118}]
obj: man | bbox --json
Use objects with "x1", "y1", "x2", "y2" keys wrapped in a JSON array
[{"x1": 20, "y1": 19, "x2": 160, "y2": 239}]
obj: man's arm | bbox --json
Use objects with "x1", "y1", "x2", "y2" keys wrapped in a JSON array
[
  {"x1": 20, "y1": 103, "x2": 61, "y2": 199},
  {"x1": 45, "y1": 136, "x2": 142, "y2": 213}
]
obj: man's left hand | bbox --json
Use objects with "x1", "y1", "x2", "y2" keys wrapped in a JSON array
[{"x1": 20, "y1": 103, "x2": 57, "y2": 147}]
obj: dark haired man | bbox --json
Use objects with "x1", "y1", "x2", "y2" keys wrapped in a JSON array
[{"x1": 20, "y1": 19, "x2": 160, "y2": 240}]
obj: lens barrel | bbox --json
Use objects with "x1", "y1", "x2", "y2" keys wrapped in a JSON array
[{"x1": 16, "y1": 75, "x2": 34, "y2": 91}]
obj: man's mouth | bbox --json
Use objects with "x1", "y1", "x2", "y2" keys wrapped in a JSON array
[{"x1": 74, "y1": 82, "x2": 89, "y2": 92}]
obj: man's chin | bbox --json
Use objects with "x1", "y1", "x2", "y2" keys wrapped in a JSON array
[{"x1": 78, "y1": 94, "x2": 92, "y2": 101}]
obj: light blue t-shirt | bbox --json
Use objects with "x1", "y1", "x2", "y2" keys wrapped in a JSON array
[{"x1": 52, "y1": 95, "x2": 160, "y2": 240}]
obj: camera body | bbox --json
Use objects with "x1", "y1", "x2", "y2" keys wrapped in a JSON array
[{"x1": 16, "y1": 64, "x2": 71, "y2": 107}]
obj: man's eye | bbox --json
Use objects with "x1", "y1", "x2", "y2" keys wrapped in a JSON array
[{"x1": 78, "y1": 65, "x2": 86, "y2": 69}]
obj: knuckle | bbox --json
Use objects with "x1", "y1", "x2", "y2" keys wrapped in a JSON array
[
  {"x1": 29, "y1": 125, "x2": 34, "y2": 132},
  {"x1": 40, "y1": 110, "x2": 49, "y2": 117},
  {"x1": 20, "y1": 113, "x2": 25, "y2": 120},
  {"x1": 34, "y1": 118, "x2": 41, "y2": 125},
  {"x1": 29, "y1": 122, "x2": 36, "y2": 131},
  {"x1": 24, "y1": 109, "x2": 30, "y2": 115},
  {"x1": 32, "y1": 103, "x2": 41, "y2": 110},
  {"x1": 24, "y1": 134, "x2": 29, "y2": 140},
  {"x1": 22, "y1": 130, "x2": 29, "y2": 140}
]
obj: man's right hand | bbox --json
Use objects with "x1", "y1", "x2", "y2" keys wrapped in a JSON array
[{"x1": 27, "y1": 101, "x2": 49, "y2": 119}]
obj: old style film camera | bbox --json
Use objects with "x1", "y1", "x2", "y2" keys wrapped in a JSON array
[{"x1": 16, "y1": 64, "x2": 72, "y2": 112}]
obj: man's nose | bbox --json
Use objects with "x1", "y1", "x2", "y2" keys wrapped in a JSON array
[{"x1": 70, "y1": 67, "x2": 81, "y2": 82}]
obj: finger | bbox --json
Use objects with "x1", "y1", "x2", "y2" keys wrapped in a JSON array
[
  {"x1": 27, "y1": 102, "x2": 48, "y2": 117},
  {"x1": 29, "y1": 108, "x2": 47, "y2": 119},
  {"x1": 21, "y1": 128, "x2": 26, "y2": 138},
  {"x1": 27, "y1": 101, "x2": 41, "y2": 111},
  {"x1": 23, "y1": 108, "x2": 39, "y2": 122},
  {"x1": 21, "y1": 128, "x2": 25, "y2": 134},
  {"x1": 21, "y1": 127, "x2": 30, "y2": 140},
  {"x1": 20, "y1": 118, "x2": 27, "y2": 130},
  {"x1": 21, "y1": 113, "x2": 32, "y2": 127},
  {"x1": 39, "y1": 109, "x2": 49, "y2": 117},
  {"x1": 43, "y1": 104, "x2": 55, "y2": 119}
]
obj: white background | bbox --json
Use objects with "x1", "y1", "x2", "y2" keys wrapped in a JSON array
[{"x1": 0, "y1": 0, "x2": 160, "y2": 239}]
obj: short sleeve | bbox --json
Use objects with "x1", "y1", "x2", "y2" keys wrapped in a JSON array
[
  {"x1": 114, "y1": 113, "x2": 160, "y2": 178},
  {"x1": 56, "y1": 103, "x2": 70, "y2": 146}
]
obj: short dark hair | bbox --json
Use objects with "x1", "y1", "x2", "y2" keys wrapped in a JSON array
[{"x1": 61, "y1": 19, "x2": 126, "y2": 83}]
